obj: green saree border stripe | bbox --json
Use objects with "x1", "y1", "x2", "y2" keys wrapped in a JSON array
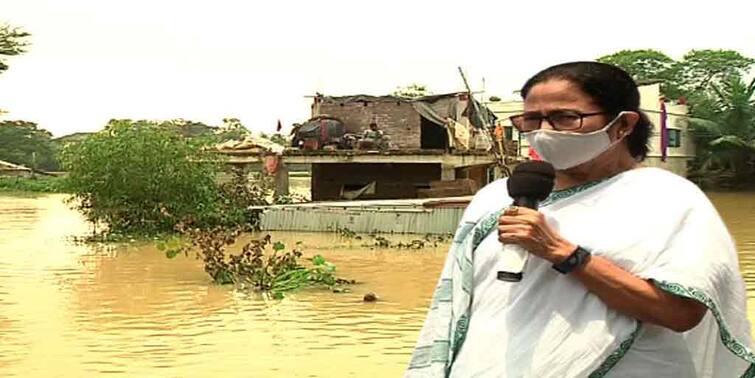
[
  {"x1": 540, "y1": 177, "x2": 612, "y2": 207},
  {"x1": 451, "y1": 314, "x2": 470, "y2": 360},
  {"x1": 471, "y1": 209, "x2": 504, "y2": 249},
  {"x1": 588, "y1": 322, "x2": 642, "y2": 378},
  {"x1": 408, "y1": 340, "x2": 451, "y2": 369},
  {"x1": 654, "y1": 280, "x2": 755, "y2": 377},
  {"x1": 743, "y1": 363, "x2": 755, "y2": 378}
]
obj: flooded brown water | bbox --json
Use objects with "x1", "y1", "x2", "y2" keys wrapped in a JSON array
[{"x1": 0, "y1": 192, "x2": 753, "y2": 377}]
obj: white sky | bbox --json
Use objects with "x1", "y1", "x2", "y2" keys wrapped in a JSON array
[{"x1": 1, "y1": 0, "x2": 754, "y2": 137}]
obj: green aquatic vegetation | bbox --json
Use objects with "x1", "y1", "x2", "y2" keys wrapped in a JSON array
[
  {"x1": 334, "y1": 226, "x2": 361, "y2": 239},
  {"x1": 359, "y1": 233, "x2": 454, "y2": 249},
  {"x1": 160, "y1": 225, "x2": 353, "y2": 298}
]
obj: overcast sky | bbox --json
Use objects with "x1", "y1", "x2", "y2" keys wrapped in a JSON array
[{"x1": 1, "y1": 0, "x2": 754, "y2": 136}]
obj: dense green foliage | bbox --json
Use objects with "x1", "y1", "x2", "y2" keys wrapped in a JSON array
[
  {"x1": 0, "y1": 120, "x2": 59, "y2": 171},
  {"x1": 60, "y1": 120, "x2": 229, "y2": 235},
  {"x1": 688, "y1": 77, "x2": 755, "y2": 188},
  {"x1": 598, "y1": 49, "x2": 754, "y2": 99},
  {"x1": 598, "y1": 49, "x2": 677, "y2": 83},
  {"x1": 677, "y1": 50, "x2": 755, "y2": 94},
  {"x1": 59, "y1": 119, "x2": 288, "y2": 237}
]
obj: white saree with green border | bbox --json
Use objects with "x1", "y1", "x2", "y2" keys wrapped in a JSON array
[{"x1": 406, "y1": 167, "x2": 754, "y2": 377}]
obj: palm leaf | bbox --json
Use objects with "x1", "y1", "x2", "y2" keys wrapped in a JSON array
[{"x1": 709, "y1": 135, "x2": 754, "y2": 151}]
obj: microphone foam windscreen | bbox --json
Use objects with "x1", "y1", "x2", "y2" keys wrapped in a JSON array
[{"x1": 507, "y1": 161, "x2": 556, "y2": 201}]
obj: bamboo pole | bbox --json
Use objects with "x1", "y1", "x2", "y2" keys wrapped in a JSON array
[{"x1": 457, "y1": 67, "x2": 512, "y2": 177}]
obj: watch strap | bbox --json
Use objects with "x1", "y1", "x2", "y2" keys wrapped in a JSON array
[{"x1": 552, "y1": 246, "x2": 591, "y2": 274}]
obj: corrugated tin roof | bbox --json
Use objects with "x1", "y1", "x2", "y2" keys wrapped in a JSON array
[
  {"x1": 258, "y1": 206, "x2": 463, "y2": 235},
  {"x1": 254, "y1": 197, "x2": 471, "y2": 234}
]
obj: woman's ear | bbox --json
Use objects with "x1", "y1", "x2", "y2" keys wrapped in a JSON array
[{"x1": 618, "y1": 112, "x2": 640, "y2": 139}]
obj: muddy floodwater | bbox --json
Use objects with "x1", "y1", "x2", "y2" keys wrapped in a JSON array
[{"x1": 0, "y1": 192, "x2": 753, "y2": 377}]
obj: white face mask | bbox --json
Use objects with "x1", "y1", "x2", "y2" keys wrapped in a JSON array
[{"x1": 523, "y1": 112, "x2": 629, "y2": 170}]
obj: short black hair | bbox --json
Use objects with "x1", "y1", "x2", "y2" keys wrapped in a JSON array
[{"x1": 520, "y1": 61, "x2": 652, "y2": 161}]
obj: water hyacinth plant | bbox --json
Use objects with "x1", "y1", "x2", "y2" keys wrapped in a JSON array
[{"x1": 160, "y1": 224, "x2": 354, "y2": 298}]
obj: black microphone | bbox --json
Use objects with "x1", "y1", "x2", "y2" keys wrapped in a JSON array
[
  {"x1": 497, "y1": 161, "x2": 555, "y2": 282},
  {"x1": 506, "y1": 161, "x2": 556, "y2": 210}
]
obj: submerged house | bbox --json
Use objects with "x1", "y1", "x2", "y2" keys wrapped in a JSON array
[
  {"x1": 216, "y1": 93, "x2": 510, "y2": 234},
  {"x1": 222, "y1": 92, "x2": 502, "y2": 201},
  {"x1": 297, "y1": 92, "x2": 498, "y2": 200}
]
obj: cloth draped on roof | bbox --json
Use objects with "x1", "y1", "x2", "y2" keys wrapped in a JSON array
[{"x1": 216, "y1": 135, "x2": 285, "y2": 155}]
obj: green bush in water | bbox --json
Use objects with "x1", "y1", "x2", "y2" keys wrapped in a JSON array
[{"x1": 59, "y1": 120, "x2": 267, "y2": 236}]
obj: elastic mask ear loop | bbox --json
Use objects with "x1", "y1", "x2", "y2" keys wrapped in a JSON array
[{"x1": 606, "y1": 112, "x2": 631, "y2": 148}]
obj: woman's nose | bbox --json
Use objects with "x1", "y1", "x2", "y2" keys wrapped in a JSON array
[{"x1": 540, "y1": 116, "x2": 557, "y2": 131}]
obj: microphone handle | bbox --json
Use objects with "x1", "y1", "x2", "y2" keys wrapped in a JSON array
[
  {"x1": 497, "y1": 197, "x2": 540, "y2": 282},
  {"x1": 513, "y1": 196, "x2": 539, "y2": 210}
]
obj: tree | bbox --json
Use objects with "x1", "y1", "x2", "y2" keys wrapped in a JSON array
[
  {"x1": 597, "y1": 49, "x2": 682, "y2": 97},
  {"x1": 218, "y1": 117, "x2": 251, "y2": 141},
  {"x1": 676, "y1": 49, "x2": 755, "y2": 93},
  {"x1": 688, "y1": 77, "x2": 755, "y2": 187},
  {"x1": 392, "y1": 84, "x2": 431, "y2": 99},
  {"x1": 597, "y1": 49, "x2": 754, "y2": 100},
  {"x1": 53, "y1": 132, "x2": 93, "y2": 146},
  {"x1": 0, "y1": 120, "x2": 59, "y2": 171},
  {"x1": 0, "y1": 24, "x2": 30, "y2": 113},
  {"x1": 0, "y1": 24, "x2": 30, "y2": 74},
  {"x1": 59, "y1": 120, "x2": 225, "y2": 235},
  {"x1": 165, "y1": 118, "x2": 217, "y2": 138},
  {"x1": 598, "y1": 49, "x2": 676, "y2": 82}
]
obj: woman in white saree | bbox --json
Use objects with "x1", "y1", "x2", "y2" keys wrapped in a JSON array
[{"x1": 406, "y1": 62, "x2": 753, "y2": 377}]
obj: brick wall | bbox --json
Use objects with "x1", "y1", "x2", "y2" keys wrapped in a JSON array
[{"x1": 316, "y1": 101, "x2": 422, "y2": 149}]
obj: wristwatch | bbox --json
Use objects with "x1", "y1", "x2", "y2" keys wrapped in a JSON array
[{"x1": 552, "y1": 246, "x2": 591, "y2": 274}]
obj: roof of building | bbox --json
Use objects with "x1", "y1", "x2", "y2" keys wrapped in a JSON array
[
  {"x1": 316, "y1": 92, "x2": 468, "y2": 104},
  {"x1": 315, "y1": 92, "x2": 496, "y2": 128},
  {"x1": 0, "y1": 160, "x2": 32, "y2": 171}
]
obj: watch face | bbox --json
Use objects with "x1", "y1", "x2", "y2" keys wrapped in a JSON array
[{"x1": 553, "y1": 246, "x2": 590, "y2": 274}]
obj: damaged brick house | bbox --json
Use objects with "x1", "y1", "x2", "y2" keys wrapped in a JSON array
[{"x1": 294, "y1": 92, "x2": 498, "y2": 200}]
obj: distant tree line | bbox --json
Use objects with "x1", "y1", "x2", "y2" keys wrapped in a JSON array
[{"x1": 0, "y1": 118, "x2": 253, "y2": 172}]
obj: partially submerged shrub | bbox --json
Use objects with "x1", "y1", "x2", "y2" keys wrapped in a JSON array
[
  {"x1": 59, "y1": 120, "x2": 282, "y2": 237},
  {"x1": 161, "y1": 224, "x2": 354, "y2": 298},
  {"x1": 60, "y1": 120, "x2": 223, "y2": 235}
]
